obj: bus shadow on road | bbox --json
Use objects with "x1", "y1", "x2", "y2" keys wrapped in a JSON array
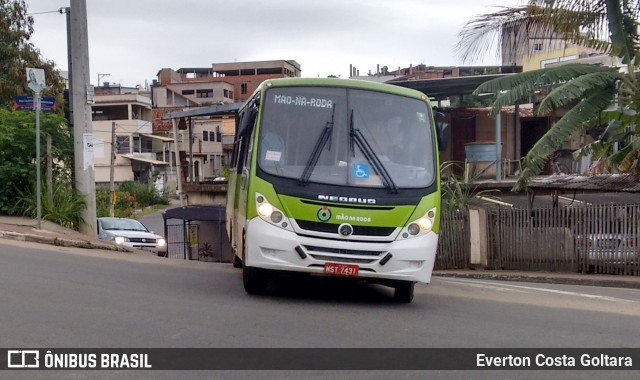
[{"x1": 260, "y1": 272, "x2": 401, "y2": 304}]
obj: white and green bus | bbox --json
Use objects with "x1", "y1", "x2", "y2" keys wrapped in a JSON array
[{"x1": 227, "y1": 78, "x2": 440, "y2": 303}]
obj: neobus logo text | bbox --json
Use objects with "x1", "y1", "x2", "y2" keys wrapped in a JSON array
[{"x1": 318, "y1": 195, "x2": 376, "y2": 204}]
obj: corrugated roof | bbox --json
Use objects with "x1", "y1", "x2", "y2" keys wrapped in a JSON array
[{"x1": 530, "y1": 174, "x2": 640, "y2": 192}]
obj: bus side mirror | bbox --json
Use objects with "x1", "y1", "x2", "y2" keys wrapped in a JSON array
[
  {"x1": 434, "y1": 112, "x2": 449, "y2": 151},
  {"x1": 436, "y1": 121, "x2": 449, "y2": 151}
]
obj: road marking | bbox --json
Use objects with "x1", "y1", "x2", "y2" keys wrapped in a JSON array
[
  {"x1": 438, "y1": 277, "x2": 638, "y2": 303},
  {"x1": 436, "y1": 279, "x2": 529, "y2": 293}
]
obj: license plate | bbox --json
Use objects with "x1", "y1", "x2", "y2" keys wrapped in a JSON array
[{"x1": 324, "y1": 262, "x2": 359, "y2": 277}]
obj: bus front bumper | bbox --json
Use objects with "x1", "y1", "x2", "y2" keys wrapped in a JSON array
[{"x1": 245, "y1": 218, "x2": 438, "y2": 283}]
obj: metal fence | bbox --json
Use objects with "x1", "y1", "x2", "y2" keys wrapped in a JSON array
[
  {"x1": 165, "y1": 220, "x2": 230, "y2": 262},
  {"x1": 436, "y1": 207, "x2": 470, "y2": 269},
  {"x1": 437, "y1": 204, "x2": 640, "y2": 276},
  {"x1": 166, "y1": 222, "x2": 200, "y2": 260}
]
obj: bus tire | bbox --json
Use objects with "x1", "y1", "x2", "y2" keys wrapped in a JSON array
[
  {"x1": 243, "y1": 266, "x2": 268, "y2": 295},
  {"x1": 394, "y1": 281, "x2": 415, "y2": 303}
]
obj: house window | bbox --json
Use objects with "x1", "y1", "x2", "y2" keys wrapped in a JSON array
[
  {"x1": 216, "y1": 125, "x2": 221, "y2": 142},
  {"x1": 541, "y1": 58, "x2": 559, "y2": 68},
  {"x1": 196, "y1": 89, "x2": 213, "y2": 98},
  {"x1": 116, "y1": 136, "x2": 130, "y2": 154},
  {"x1": 182, "y1": 89, "x2": 194, "y2": 95},
  {"x1": 241, "y1": 83, "x2": 248, "y2": 95},
  {"x1": 203, "y1": 131, "x2": 209, "y2": 141},
  {"x1": 141, "y1": 138, "x2": 153, "y2": 153},
  {"x1": 133, "y1": 136, "x2": 141, "y2": 153},
  {"x1": 534, "y1": 43, "x2": 543, "y2": 51}
]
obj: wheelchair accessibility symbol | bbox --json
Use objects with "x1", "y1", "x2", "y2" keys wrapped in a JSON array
[{"x1": 352, "y1": 164, "x2": 369, "y2": 179}]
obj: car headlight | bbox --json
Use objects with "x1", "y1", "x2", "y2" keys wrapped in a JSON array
[
  {"x1": 255, "y1": 193, "x2": 293, "y2": 231},
  {"x1": 114, "y1": 236, "x2": 128, "y2": 245},
  {"x1": 398, "y1": 208, "x2": 437, "y2": 240},
  {"x1": 157, "y1": 238, "x2": 166, "y2": 247}
]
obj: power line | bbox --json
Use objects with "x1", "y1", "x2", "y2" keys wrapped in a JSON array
[{"x1": 27, "y1": 8, "x2": 66, "y2": 16}]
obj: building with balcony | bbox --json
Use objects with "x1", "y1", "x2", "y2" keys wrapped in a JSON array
[
  {"x1": 151, "y1": 60, "x2": 301, "y2": 200},
  {"x1": 92, "y1": 84, "x2": 169, "y2": 189}
]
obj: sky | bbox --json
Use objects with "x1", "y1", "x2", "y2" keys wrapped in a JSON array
[{"x1": 25, "y1": 0, "x2": 522, "y2": 88}]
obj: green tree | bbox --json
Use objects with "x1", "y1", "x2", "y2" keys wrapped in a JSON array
[
  {"x1": 0, "y1": 0, "x2": 66, "y2": 110},
  {"x1": 457, "y1": 0, "x2": 640, "y2": 190},
  {"x1": 0, "y1": 108, "x2": 73, "y2": 214}
]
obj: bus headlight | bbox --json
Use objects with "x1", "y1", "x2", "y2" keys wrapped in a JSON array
[
  {"x1": 407, "y1": 223, "x2": 421, "y2": 235},
  {"x1": 270, "y1": 211, "x2": 283, "y2": 223},
  {"x1": 257, "y1": 202, "x2": 273, "y2": 217},
  {"x1": 398, "y1": 208, "x2": 436, "y2": 240},
  {"x1": 417, "y1": 217, "x2": 433, "y2": 232},
  {"x1": 255, "y1": 193, "x2": 293, "y2": 231}
]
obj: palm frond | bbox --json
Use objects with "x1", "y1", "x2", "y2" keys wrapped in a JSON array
[
  {"x1": 474, "y1": 64, "x2": 615, "y2": 115},
  {"x1": 603, "y1": 0, "x2": 640, "y2": 64},
  {"x1": 530, "y1": 0, "x2": 609, "y2": 39},
  {"x1": 514, "y1": 89, "x2": 615, "y2": 191},
  {"x1": 456, "y1": 6, "x2": 531, "y2": 64},
  {"x1": 537, "y1": 70, "x2": 619, "y2": 114}
]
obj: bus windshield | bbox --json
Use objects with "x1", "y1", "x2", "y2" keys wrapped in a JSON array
[{"x1": 257, "y1": 86, "x2": 436, "y2": 189}]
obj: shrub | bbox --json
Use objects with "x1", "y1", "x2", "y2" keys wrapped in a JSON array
[
  {"x1": 15, "y1": 181, "x2": 85, "y2": 230},
  {"x1": 118, "y1": 181, "x2": 168, "y2": 207}
]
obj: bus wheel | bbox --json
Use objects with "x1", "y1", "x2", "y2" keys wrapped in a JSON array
[
  {"x1": 243, "y1": 266, "x2": 268, "y2": 295},
  {"x1": 394, "y1": 281, "x2": 415, "y2": 303}
]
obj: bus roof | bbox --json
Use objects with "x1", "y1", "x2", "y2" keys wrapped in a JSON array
[{"x1": 258, "y1": 77, "x2": 430, "y2": 101}]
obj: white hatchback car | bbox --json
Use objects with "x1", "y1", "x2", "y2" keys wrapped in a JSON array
[{"x1": 97, "y1": 217, "x2": 167, "y2": 254}]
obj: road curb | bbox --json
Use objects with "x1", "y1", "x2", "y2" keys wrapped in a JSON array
[
  {"x1": 0, "y1": 230, "x2": 131, "y2": 252},
  {"x1": 433, "y1": 271, "x2": 640, "y2": 289}
]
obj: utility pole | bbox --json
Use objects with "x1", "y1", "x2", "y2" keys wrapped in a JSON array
[
  {"x1": 171, "y1": 118, "x2": 184, "y2": 207},
  {"x1": 69, "y1": 0, "x2": 97, "y2": 234},
  {"x1": 109, "y1": 122, "x2": 116, "y2": 217}
]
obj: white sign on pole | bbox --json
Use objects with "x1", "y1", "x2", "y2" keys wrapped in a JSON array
[
  {"x1": 83, "y1": 133, "x2": 94, "y2": 170},
  {"x1": 86, "y1": 84, "x2": 95, "y2": 104},
  {"x1": 26, "y1": 68, "x2": 46, "y2": 93}
]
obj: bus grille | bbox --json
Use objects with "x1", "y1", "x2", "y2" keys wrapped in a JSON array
[
  {"x1": 302, "y1": 245, "x2": 386, "y2": 264},
  {"x1": 296, "y1": 220, "x2": 395, "y2": 237}
]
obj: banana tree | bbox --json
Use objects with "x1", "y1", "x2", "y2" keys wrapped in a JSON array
[{"x1": 457, "y1": 0, "x2": 640, "y2": 190}]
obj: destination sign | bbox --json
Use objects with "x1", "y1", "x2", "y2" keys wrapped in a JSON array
[{"x1": 273, "y1": 94, "x2": 334, "y2": 108}]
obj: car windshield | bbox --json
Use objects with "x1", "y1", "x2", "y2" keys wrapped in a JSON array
[
  {"x1": 257, "y1": 86, "x2": 436, "y2": 189},
  {"x1": 100, "y1": 218, "x2": 148, "y2": 232}
]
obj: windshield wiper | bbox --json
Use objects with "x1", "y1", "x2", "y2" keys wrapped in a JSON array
[
  {"x1": 299, "y1": 105, "x2": 336, "y2": 185},
  {"x1": 349, "y1": 109, "x2": 398, "y2": 193}
]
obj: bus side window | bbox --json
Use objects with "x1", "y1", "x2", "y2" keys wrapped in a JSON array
[
  {"x1": 233, "y1": 137, "x2": 244, "y2": 174},
  {"x1": 235, "y1": 106, "x2": 258, "y2": 174},
  {"x1": 244, "y1": 127, "x2": 256, "y2": 171}
]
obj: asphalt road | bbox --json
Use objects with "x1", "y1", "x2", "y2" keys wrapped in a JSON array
[
  {"x1": 138, "y1": 208, "x2": 166, "y2": 238},
  {"x1": 1, "y1": 239, "x2": 639, "y2": 379}
]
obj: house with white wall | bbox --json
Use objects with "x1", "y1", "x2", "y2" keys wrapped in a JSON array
[{"x1": 92, "y1": 84, "x2": 169, "y2": 188}]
